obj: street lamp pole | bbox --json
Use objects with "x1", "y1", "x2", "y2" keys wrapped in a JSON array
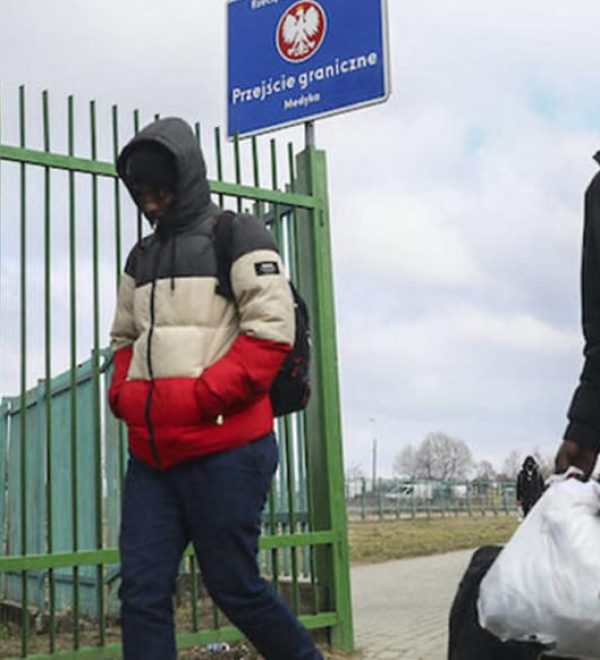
[{"x1": 369, "y1": 417, "x2": 377, "y2": 491}]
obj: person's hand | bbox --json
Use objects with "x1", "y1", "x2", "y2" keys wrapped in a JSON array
[
  {"x1": 554, "y1": 439, "x2": 599, "y2": 479},
  {"x1": 516, "y1": 499, "x2": 522, "y2": 507}
]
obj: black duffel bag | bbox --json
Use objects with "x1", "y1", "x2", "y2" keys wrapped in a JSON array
[{"x1": 448, "y1": 545, "x2": 546, "y2": 660}]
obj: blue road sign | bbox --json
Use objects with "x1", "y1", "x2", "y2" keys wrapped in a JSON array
[{"x1": 227, "y1": 0, "x2": 390, "y2": 138}]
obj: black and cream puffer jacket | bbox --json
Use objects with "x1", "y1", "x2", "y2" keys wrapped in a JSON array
[{"x1": 108, "y1": 117, "x2": 294, "y2": 469}]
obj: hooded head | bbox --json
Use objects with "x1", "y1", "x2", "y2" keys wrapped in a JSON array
[
  {"x1": 117, "y1": 117, "x2": 212, "y2": 233},
  {"x1": 124, "y1": 141, "x2": 177, "y2": 193},
  {"x1": 523, "y1": 455, "x2": 537, "y2": 472}
]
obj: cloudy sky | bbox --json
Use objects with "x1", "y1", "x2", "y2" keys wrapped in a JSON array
[{"x1": 1, "y1": 0, "x2": 599, "y2": 476}]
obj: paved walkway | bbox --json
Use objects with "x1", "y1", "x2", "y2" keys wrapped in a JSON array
[{"x1": 350, "y1": 548, "x2": 475, "y2": 659}]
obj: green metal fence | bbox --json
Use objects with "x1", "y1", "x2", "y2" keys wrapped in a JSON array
[
  {"x1": 0, "y1": 83, "x2": 353, "y2": 658},
  {"x1": 345, "y1": 478, "x2": 519, "y2": 521}
]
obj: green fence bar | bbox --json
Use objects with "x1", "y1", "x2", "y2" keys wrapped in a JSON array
[
  {"x1": 283, "y1": 416, "x2": 300, "y2": 613},
  {"x1": 111, "y1": 106, "x2": 122, "y2": 282},
  {"x1": 267, "y1": 136, "x2": 282, "y2": 595},
  {"x1": 110, "y1": 105, "x2": 127, "y2": 492},
  {"x1": 266, "y1": 487, "x2": 280, "y2": 591},
  {"x1": 189, "y1": 556, "x2": 199, "y2": 633},
  {"x1": 232, "y1": 133, "x2": 242, "y2": 213},
  {"x1": 251, "y1": 136, "x2": 262, "y2": 218},
  {"x1": 67, "y1": 94, "x2": 80, "y2": 650},
  {"x1": 42, "y1": 88, "x2": 57, "y2": 654},
  {"x1": 214, "y1": 126, "x2": 224, "y2": 207},
  {"x1": 89, "y1": 100, "x2": 106, "y2": 648},
  {"x1": 19, "y1": 82, "x2": 30, "y2": 659},
  {"x1": 0, "y1": 142, "x2": 316, "y2": 209}
]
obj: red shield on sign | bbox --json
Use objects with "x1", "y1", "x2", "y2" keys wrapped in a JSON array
[{"x1": 276, "y1": 1, "x2": 327, "y2": 63}]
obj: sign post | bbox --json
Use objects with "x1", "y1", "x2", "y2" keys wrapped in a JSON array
[{"x1": 227, "y1": 0, "x2": 390, "y2": 140}]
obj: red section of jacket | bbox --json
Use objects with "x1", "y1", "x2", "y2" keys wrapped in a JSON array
[
  {"x1": 109, "y1": 335, "x2": 291, "y2": 469},
  {"x1": 194, "y1": 334, "x2": 290, "y2": 417},
  {"x1": 108, "y1": 346, "x2": 133, "y2": 418}
]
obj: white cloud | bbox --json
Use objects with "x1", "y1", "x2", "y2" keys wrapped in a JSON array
[
  {"x1": 340, "y1": 304, "x2": 578, "y2": 383},
  {"x1": 333, "y1": 192, "x2": 482, "y2": 287}
]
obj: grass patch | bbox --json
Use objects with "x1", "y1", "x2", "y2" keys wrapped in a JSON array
[{"x1": 348, "y1": 513, "x2": 519, "y2": 564}]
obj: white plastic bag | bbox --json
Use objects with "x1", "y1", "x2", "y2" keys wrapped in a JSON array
[{"x1": 477, "y1": 473, "x2": 600, "y2": 660}]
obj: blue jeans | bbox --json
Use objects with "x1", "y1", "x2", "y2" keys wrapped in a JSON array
[{"x1": 119, "y1": 433, "x2": 322, "y2": 660}]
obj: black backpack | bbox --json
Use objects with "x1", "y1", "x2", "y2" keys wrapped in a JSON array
[
  {"x1": 448, "y1": 545, "x2": 546, "y2": 660},
  {"x1": 213, "y1": 211, "x2": 311, "y2": 417}
]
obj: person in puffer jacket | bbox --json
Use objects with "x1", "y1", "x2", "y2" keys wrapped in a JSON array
[{"x1": 109, "y1": 117, "x2": 322, "y2": 660}]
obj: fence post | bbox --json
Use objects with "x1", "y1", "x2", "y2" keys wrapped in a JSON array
[
  {"x1": 0, "y1": 400, "x2": 8, "y2": 563},
  {"x1": 294, "y1": 147, "x2": 354, "y2": 651}
]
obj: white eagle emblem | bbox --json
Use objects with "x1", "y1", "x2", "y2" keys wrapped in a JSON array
[{"x1": 277, "y1": 2, "x2": 326, "y2": 62}]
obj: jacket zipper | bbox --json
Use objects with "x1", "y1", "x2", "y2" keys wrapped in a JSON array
[{"x1": 145, "y1": 247, "x2": 163, "y2": 469}]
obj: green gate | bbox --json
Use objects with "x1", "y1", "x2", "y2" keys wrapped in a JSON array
[{"x1": 0, "y1": 83, "x2": 353, "y2": 658}]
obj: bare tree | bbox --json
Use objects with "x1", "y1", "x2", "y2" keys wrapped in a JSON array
[
  {"x1": 532, "y1": 448, "x2": 553, "y2": 480},
  {"x1": 474, "y1": 459, "x2": 496, "y2": 481},
  {"x1": 501, "y1": 450, "x2": 522, "y2": 480},
  {"x1": 393, "y1": 445, "x2": 417, "y2": 478},
  {"x1": 413, "y1": 432, "x2": 473, "y2": 481}
]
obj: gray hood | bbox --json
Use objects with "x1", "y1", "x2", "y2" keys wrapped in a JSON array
[{"x1": 117, "y1": 117, "x2": 217, "y2": 233}]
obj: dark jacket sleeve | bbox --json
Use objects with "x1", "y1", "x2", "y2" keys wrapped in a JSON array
[{"x1": 565, "y1": 170, "x2": 600, "y2": 449}]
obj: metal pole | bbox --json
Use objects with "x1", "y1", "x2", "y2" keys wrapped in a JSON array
[
  {"x1": 372, "y1": 437, "x2": 377, "y2": 492},
  {"x1": 369, "y1": 416, "x2": 377, "y2": 491},
  {"x1": 305, "y1": 120, "x2": 315, "y2": 148}
]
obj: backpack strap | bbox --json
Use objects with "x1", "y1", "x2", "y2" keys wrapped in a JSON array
[{"x1": 213, "y1": 210, "x2": 236, "y2": 300}]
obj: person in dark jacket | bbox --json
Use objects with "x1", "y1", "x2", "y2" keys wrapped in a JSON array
[
  {"x1": 556, "y1": 156, "x2": 600, "y2": 480},
  {"x1": 516, "y1": 456, "x2": 545, "y2": 516},
  {"x1": 109, "y1": 117, "x2": 322, "y2": 660}
]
